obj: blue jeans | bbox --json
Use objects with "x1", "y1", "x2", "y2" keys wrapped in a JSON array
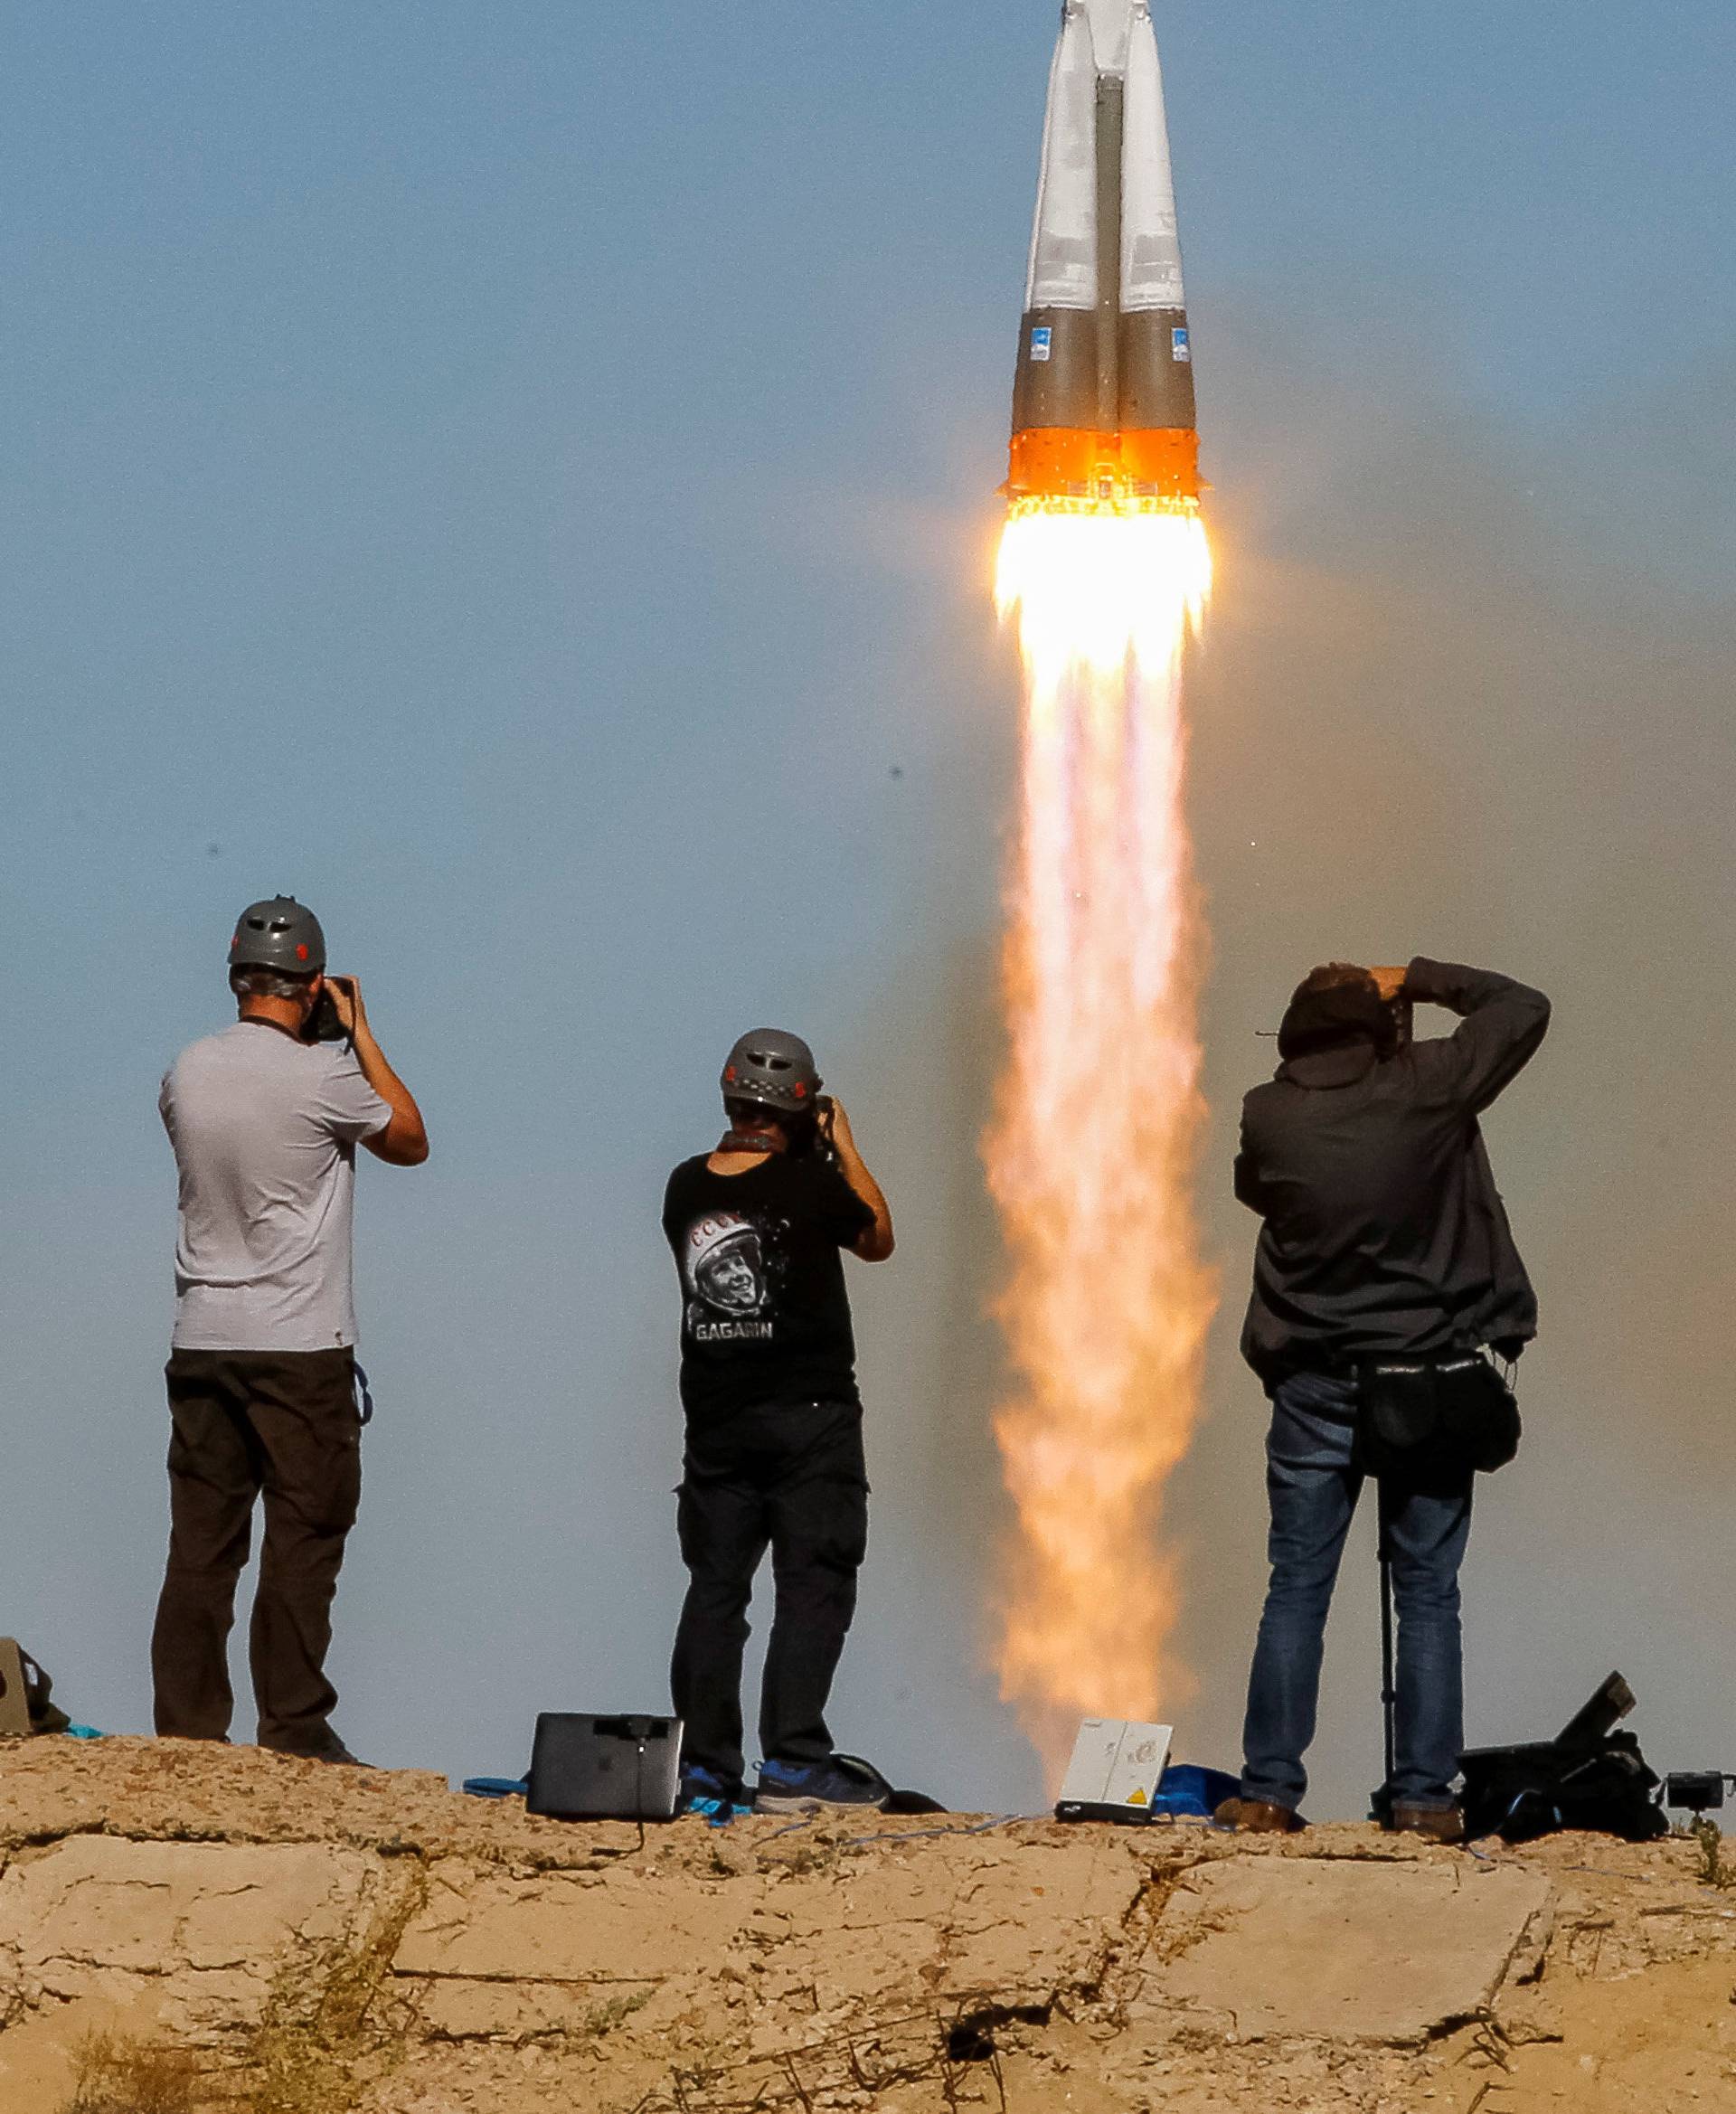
[{"x1": 1240, "y1": 1370, "x2": 1472, "y2": 1814}]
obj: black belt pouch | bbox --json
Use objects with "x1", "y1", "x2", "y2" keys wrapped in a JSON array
[{"x1": 1356, "y1": 1354, "x2": 1521, "y2": 1486}]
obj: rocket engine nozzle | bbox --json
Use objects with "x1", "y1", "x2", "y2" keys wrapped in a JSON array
[{"x1": 1005, "y1": 426, "x2": 1201, "y2": 506}]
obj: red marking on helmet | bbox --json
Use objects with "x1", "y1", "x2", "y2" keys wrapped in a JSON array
[
  {"x1": 724, "y1": 1066, "x2": 737, "y2": 1082},
  {"x1": 296, "y1": 943, "x2": 310, "y2": 961},
  {"x1": 793, "y1": 1082, "x2": 807, "y2": 1099}
]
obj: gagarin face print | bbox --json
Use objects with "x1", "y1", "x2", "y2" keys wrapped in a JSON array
[
  {"x1": 689, "y1": 1217, "x2": 765, "y2": 1314},
  {"x1": 683, "y1": 1212, "x2": 777, "y2": 1342}
]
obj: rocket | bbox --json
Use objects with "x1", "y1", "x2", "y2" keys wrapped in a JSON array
[{"x1": 1007, "y1": 0, "x2": 1199, "y2": 505}]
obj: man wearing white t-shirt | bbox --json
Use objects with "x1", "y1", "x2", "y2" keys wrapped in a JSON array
[{"x1": 153, "y1": 897, "x2": 429, "y2": 1764}]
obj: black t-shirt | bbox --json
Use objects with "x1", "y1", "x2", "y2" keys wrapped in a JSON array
[{"x1": 662, "y1": 1151, "x2": 875, "y2": 1420}]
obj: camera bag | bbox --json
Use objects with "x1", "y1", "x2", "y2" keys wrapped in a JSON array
[
  {"x1": 0, "y1": 1639, "x2": 71, "y2": 1738},
  {"x1": 1355, "y1": 1354, "x2": 1520, "y2": 1485},
  {"x1": 1459, "y1": 1674, "x2": 1668, "y2": 1844}
]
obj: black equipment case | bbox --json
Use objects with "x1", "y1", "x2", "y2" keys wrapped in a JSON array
[{"x1": 526, "y1": 1713, "x2": 682, "y2": 1822}]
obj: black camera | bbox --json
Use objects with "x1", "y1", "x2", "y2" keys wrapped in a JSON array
[
  {"x1": 302, "y1": 977, "x2": 354, "y2": 1046},
  {"x1": 1664, "y1": 1772, "x2": 1729, "y2": 1814},
  {"x1": 782, "y1": 1094, "x2": 842, "y2": 1167},
  {"x1": 1382, "y1": 993, "x2": 1414, "y2": 1057},
  {"x1": 814, "y1": 1095, "x2": 843, "y2": 1168}
]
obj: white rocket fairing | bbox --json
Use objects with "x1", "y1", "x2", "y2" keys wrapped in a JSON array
[{"x1": 1008, "y1": 0, "x2": 1199, "y2": 503}]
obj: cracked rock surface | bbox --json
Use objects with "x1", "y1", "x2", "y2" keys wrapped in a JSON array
[
  {"x1": 1148, "y1": 1852, "x2": 1552, "y2": 2043},
  {"x1": 4, "y1": 1738, "x2": 1736, "y2": 2110}
]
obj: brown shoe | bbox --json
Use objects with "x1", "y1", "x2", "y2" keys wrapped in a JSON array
[
  {"x1": 1213, "y1": 1796, "x2": 1306, "y2": 1835},
  {"x1": 1389, "y1": 1802, "x2": 1466, "y2": 1844}
]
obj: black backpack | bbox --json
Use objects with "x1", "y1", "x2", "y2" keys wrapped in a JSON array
[{"x1": 1460, "y1": 1673, "x2": 1668, "y2": 1844}]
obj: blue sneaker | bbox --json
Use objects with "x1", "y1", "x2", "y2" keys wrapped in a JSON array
[
  {"x1": 755, "y1": 1756, "x2": 892, "y2": 1816},
  {"x1": 676, "y1": 1764, "x2": 751, "y2": 1824}
]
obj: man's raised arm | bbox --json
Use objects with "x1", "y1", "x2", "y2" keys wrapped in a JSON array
[
  {"x1": 326, "y1": 975, "x2": 429, "y2": 1166},
  {"x1": 824, "y1": 1100, "x2": 894, "y2": 1262},
  {"x1": 1401, "y1": 957, "x2": 1551, "y2": 1113}
]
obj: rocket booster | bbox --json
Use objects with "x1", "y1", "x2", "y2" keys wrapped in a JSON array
[{"x1": 1008, "y1": 0, "x2": 1199, "y2": 505}]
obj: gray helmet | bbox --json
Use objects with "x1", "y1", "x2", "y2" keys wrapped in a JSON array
[
  {"x1": 721, "y1": 1029, "x2": 821, "y2": 1115},
  {"x1": 229, "y1": 897, "x2": 326, "y2": 977}
]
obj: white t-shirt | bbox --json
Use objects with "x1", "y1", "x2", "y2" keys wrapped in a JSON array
[{"x1": 160, "y1": 1021, "x2": 392, "y2": 1353}]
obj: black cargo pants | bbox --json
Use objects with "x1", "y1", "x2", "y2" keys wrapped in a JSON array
[
  {"x1": 670, "y1": 1398, "x2": 868, "y2": 1785},
  {"x1": 150, "y1": 1348, "x2": 362, "y2": 1757}
]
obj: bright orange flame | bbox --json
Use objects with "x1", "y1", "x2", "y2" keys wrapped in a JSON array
[{"x1": 986, "y1": 495, "x2": 1217, "y2": 1782}]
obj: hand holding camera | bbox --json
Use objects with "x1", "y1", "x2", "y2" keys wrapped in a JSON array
[
  {"x1": 1370, "y1": 967, "x2": 1412, "y2": 1057},
  {"x1": 323, "y1": 975, "x2": 364, "y2": 1036},
  {"x1": 815, "y1": 1094, "x2": 842, "y2": 1167},
  {"x1": 304, "y1": 974, "x2": 364, "y2": 1046},
  {"x1": 1368, "y1": 967, "x2": 1413, "y2": 1054},
  {"x1": 817, "y1": 1095, "x2": 864, "y2": 1166}
]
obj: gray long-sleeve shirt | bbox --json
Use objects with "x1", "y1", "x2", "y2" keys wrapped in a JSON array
[{"x1": 1236, "y1": 958, "x2": 1551, "y2": 1388}]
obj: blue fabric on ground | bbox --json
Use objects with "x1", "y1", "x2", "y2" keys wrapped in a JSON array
[
  {"x1": 688, "y1": 1795, "x2": 755, "y2": 1827},
  {"x1": 461, "y1": 1776, "x2": 528, "y2": 1799},
  {"x1": 1150, "y1": 1764, "x2": 1240, "y2": 1818}
]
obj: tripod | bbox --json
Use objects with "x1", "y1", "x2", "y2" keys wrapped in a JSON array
[{"x1": 1373, "y1": 1483, "x2": 1397, "y2": 1826}]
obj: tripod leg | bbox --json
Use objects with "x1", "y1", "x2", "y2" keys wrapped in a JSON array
[{"x1": 1378, "y1": 1484, "x2": 1397, "y2": 1811}]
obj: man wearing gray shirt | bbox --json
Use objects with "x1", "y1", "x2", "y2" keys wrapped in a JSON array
[{"x1": 153, "y1": 897, "x2": 429, "y2": 1763}]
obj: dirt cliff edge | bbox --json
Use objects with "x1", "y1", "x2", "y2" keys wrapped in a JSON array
[{"x1": 3, "y1": 1738, "x2": 1734, "y2": 2112}]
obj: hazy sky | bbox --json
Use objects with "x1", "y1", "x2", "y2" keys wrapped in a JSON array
[{"x1": 4, "y1": 3, "x2": 1732, "y2": 1816}]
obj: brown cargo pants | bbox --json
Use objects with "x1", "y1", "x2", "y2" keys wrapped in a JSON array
[{"x1": 150, "y1": 1348, "x2": 362, "y2": 1757}]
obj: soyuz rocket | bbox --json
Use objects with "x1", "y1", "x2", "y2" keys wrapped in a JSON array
[{"x1": 1007, "y1": 0, "x2": 1199, "y2": 506}]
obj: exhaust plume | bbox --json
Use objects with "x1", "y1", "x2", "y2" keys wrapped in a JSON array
[{"x1": 986, "y1": 496, "x2": 1216, "y2": 1778}]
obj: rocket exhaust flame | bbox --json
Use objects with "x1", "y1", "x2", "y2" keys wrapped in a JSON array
[
  {"x1": 988, "y1": 1, "x2": 1212, "y2": 1781},
  {"x1": 987, "y1": 494, "x2": 1215, "y2": 1779}
]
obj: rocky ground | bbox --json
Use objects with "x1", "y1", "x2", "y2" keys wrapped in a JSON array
[{"x1": 4, "y1": 1738, "x2": 1736, "y2": 2111}]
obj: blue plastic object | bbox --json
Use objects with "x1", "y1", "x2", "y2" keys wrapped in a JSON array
[
  {"x1": 687, "y1": 1792, "x2": 755, "y2": 1827},
  {"x1": 678, "y1": 1764, "x2": 753, "y2": 1826},
  {"x1": 461, "y1": 1776, "x2": 528, "y2": 1800},
  {"x1": 1149, "y1": 1763, "x2": 1239, "y2": 1818}
]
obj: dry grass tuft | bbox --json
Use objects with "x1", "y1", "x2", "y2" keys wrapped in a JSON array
[
  {"x1": 237, "y1": 1871, "x2": 426, "y2": 2114},
  {"x1": 58, "y1": 1868, "x2": 426, "y2": 2114},
  {"x1": 64, "y1": 2033, "x2": 218, "y2": 2114},
  {"x1": 1691, "y1": 1815, "x2": 1734, "y2": 1890}
]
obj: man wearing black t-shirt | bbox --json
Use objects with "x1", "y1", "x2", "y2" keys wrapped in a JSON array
[{"x1": 663, "y1": 1029, "x2": 894, "y2": 1817}]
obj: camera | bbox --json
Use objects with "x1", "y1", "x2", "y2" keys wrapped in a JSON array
[
  {"x1": 813, "y1": 1095, "x2": 843, "y2": 1169},
  {"x1": 303, "y1": 977, "x2": 354, "y2": 1047},
  {"x1": 1381, "y1": 993, "x2": 1414, "y2": 1057},
  {"x1": 1664, "y1": 1772, "x2": 1729, "y2": 1814},
  {"x1": 787, "y1": 1095, "x2": 842, "y2": 1167}
]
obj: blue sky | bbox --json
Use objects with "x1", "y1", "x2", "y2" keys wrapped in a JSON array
[{"x1": 4, "y1": 2, "x2": 1732, "y2": 1814}]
